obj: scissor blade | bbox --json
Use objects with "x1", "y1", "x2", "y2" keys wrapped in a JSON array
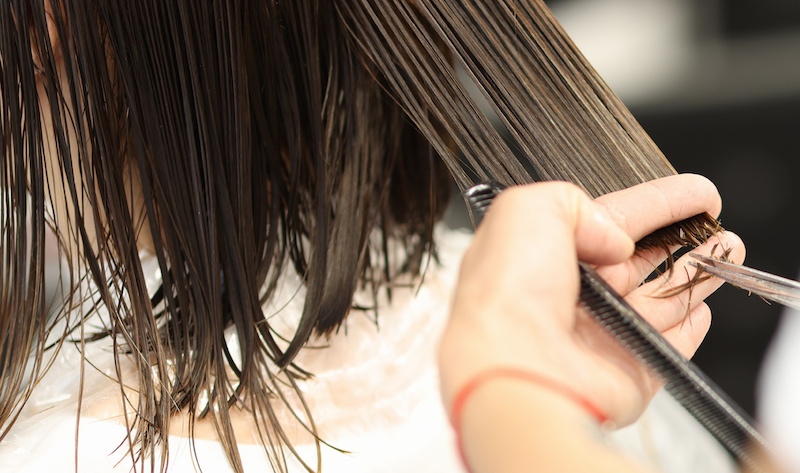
[{"x1": 689, "y1": 253, "x2": 800, "y2": 311}]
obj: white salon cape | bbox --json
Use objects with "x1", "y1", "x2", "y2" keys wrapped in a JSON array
[
  {"x1": 758, "y1": 302, "x2": 800, "y2": 473},
  {"x1": 0, "y1": 227, "x2": 737, "y2": 473}
]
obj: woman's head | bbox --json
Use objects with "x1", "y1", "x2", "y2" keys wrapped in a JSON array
[
  {"x1": 2, "y1": 1, "x2": 718, "y2": 471},
  {"x1": 4, "y1": 0, "x2": 451, "y2": 466}
]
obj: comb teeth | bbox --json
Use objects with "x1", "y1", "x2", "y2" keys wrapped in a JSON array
[
  {"x1": 464, "y1": 182, "x2": 769, "y2": 472},
  {"x1": 578, "y1": 264, "x2": 766, "y2": 468},
  {"x1": 463, "y1": 181, "x2": 505, "y2": 226}
]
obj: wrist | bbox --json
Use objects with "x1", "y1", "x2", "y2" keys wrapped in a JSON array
[
  {"x1": 451, "y1": 367, "x2": 611, "y2": 473},
  {"x1": 457, "y1": 369, "x2": 647, "y2": 473},
  {"x1": 451, "y1": 367, "x2": 609, "y2": 428}
]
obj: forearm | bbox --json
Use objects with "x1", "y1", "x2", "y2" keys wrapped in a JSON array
[{"x1": 457, "y1": 377, "x2": 652, "y2": 473}]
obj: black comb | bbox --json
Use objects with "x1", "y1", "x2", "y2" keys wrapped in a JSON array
[{"x1": 464, "y1": 182, "x2": 769, "y2": 471}]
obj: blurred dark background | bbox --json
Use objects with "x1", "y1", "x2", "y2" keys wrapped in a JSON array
[{"x1": 722, "y1": 0, "x2": 800, "y2": 36}]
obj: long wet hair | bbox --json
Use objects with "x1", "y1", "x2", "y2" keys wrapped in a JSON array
[{"x1": 0, "y1": 1, "x2": 719, "y2": 472}]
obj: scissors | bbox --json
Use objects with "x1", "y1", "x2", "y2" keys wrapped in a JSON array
[{"x1": 689, "y1": 253, "x2": 800, "y2": 311}]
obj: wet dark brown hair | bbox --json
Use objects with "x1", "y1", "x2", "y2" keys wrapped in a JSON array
[{"x1": 0, "y1": 1, "x2": 718, "y2": 472}]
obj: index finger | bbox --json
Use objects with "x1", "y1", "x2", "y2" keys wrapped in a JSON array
[{"x1": 594, "y1": 174, "x2": 722, "y2": 243}]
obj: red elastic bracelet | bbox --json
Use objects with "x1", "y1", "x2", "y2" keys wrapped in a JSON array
[{"x1": 450, "y1": 367, "x2": 610, "y2": 472}]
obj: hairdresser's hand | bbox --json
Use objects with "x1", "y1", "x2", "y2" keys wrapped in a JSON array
[{"x1": 439, "y1": 174, "x2": 744, "y2": 429}]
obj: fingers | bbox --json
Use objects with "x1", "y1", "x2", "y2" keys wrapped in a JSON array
[
  {"x1": 660, "y1": 303, "x2": 713, "y2": 359},
  {"x1": 625, "y1": 230, "x2": 744, "y2": 337},
  {"x1": 595, "y1": 245, "x2": 679, "y2": 295},
  {"x1": 571, "y1": 189, "x2": 636, "y2": 265},
  {"x1": 592, "y1": 174, "x2": 724, "y2": 295},
  {"x1": 478, "y1": 182, "x2": 635, "y2": 267},
  {"x1": 444, "y1": 181, "x2": 638, "y2": 404},
  {"x1": 595, "y1": 174, "x2": 722, "y2": 242},
  {"x1": 456, "y1": 182, "x2": 634, "y2": 329}
]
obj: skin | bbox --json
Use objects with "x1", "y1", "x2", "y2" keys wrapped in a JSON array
[
  {"x1": 439, "y1": 175, "x2": 753, "y2": 472},
  {"x1": 31, "y1": 8, "x2": 766, "y2": 467}
]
